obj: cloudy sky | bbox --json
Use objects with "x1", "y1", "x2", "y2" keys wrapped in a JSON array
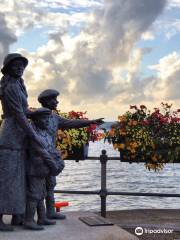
[{"x1": 0, "y1": 0, "x2": 179, "y2": 120}]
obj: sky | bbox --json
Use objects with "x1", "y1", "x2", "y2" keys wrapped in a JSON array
[{"x1": 0, "y1": 0, "x2": 179, "y2": 120}]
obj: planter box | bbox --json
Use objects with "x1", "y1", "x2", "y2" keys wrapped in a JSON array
[{"x1": 65, "y1": 143, "x2": 89, "y2": 161}]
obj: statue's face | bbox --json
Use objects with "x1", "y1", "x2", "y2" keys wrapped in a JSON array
[
  {"x1": 8, "y1": 59, "x2": 25, "y2": 78},
  {"x1": 42, "y1": 96, "x2": 59, "y2": 110}
]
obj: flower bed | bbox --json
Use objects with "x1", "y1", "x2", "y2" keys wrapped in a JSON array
[{"x1": 105, "y1": 103, "x2": 180, "y2": 171}]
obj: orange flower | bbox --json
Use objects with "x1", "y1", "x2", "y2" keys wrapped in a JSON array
[
  {"x1": 128, "y1": 120, "x2": 133, "y2": 126},
  {"x1": 151, "y1": 143, "x2": 156, "y2": 149},
  {"x1": 151, "y1": 155, "x2": 157, "y2": 162},
  {"x1": 119, "y1": 143, "x2": 125, "y2": 149},
  {"x1": 113, "y1": 143, "x2": 118, "y2": 150},
  {"x1": 132, "y1": 121, "x2": 138, "y2": 126},
  {"x1": 130, "y1": 149, "x2": 136, "y2": 154},
  {"x1": 109, "y1": 129, "x2": 115, "y2": 136},
  {"x1": 98, "y1": 133, "x2": 106, "y2": 140},
  {"x1": 120, "y1": 130, "x2": 126, "y2": 136},
  {"x1": 118, "y1": 115, "x2": 126, "y2": 122}
]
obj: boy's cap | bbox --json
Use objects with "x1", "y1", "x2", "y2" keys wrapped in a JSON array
[
  {"x1": 38, "y1": 89, "x2": 59, "y2": 103},
  {"x1": 29, "y1": 107, "x2": 51, "y2": 119}
]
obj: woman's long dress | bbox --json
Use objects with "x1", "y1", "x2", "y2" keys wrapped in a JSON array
[{"x1": 0, "y1": 78, "x2": 28, "y2": 214}]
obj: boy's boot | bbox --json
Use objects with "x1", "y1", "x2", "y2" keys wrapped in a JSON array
[
  {"x1": 37, "y1": 200, "x2": 56, "y2": 225},
  {"x1": 11, "y1": 214, "x2": 24, "y2": 226},
  {"x1": 46, "y1": 198, "x2": 66, "y2": 220},
  {"x1": 24, "y1": 201, "x2": 44, "y2": 230}
]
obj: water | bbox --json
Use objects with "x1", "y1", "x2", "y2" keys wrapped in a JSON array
[{"x1": 56, "y1": 141, "x2": 180, "y2": 212}]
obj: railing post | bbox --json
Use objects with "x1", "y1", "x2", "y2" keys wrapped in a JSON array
[{"x1": 100, "y1": 149, "x2": 108, "y2": 218}]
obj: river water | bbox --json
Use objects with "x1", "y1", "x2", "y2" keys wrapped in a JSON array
[{"x1": 56, "y1": 141, "x2": 180, "y2": 212}]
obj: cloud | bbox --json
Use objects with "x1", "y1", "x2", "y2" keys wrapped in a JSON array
[
  {"x1": 166, "y1": 68, "x2": 180, "y2": 100},
  {"x1": 0, "y1": 13, "x2": 17, "y2": 65},
  {"x1": 141, "y1": 31, "x2": 155, "y2": 40},
  {"x1": 154, "y1": 17, "x2": 180, "y2": 40},
  {"x1": 0, "y1": 0, "x2": 101, "y2": 61},
  {"x1": 57, "y1": 0, "x2": 167, "y2": 103},
  {"x1": 155, "y1": 0, "x2": 180, "y2": 40},
  {"x1": 149, "y1": 51, "x2": 180, "y2": 101},
  {"x1": 149, "y1": 51, "x2": 180, "y2": 78},
  {"x1": 165, "y1": 19, "x2": 180, "y2": 39},
  {"x1": 168, "y1": 0, "x2": 180, "y2": 8},
  {"x1": 0, "y1": 0, "x2": 101, "y2": 35},
  {"x1": 31, "y1": 0, "x2": 103, "y2": 10},
  {"x1": 17, "y1": 0, "x2": 166, "y2": 106},
  {"x1": 1, "y1": 0, "x2": 172, "y2": 120}
]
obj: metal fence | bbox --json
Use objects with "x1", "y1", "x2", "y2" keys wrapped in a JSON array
[{"x1": 54, "y1": 150, "x2": 180, "y2": 218}]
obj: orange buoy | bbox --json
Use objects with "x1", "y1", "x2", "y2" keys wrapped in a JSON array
[{"x1": 54, "y1": 201, "x2": 69, "y2": 212}]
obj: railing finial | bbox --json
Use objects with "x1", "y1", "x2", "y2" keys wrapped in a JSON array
[{"x1": 101, "y1": 149, "x2": 106, "y2": 155}]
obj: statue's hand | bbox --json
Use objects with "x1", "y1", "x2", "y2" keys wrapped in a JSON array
[{"x1": 91, "y1": 118, "x2": 104, "y2": 125}]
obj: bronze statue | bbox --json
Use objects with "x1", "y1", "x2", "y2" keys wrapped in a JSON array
[
  {"x1": 0, "y1": 54, "x2": 51, "y2": 231},
  {"x1": 24, "y1": 108, "x2": 65, "y2": 230},
  {"x1": 38, "y1": 89, "x2": 104, "y2": 220},
  {"x1": 0, "y1": 53, "x2": 104, "y2": 231}
]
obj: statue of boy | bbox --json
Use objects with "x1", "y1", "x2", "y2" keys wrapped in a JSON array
[
  {"x1": 38, "y1": 89, "x2": 104, "y2": 219},
  {"x1": 24, "y1": 108, "x2": 65, "y2": 230}
]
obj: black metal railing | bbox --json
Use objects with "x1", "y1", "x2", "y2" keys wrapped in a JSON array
[{"x1": 54, "y1": 150, "x2": 180, "y2": 218}]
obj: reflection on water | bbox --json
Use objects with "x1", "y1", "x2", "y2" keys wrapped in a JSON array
[{"x1": 56, "y1": 141, "x2": 180, "y2": 212}]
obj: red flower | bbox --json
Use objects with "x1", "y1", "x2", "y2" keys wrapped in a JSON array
[
  {"x1": 142, "y1": 120, "x2": 149, "y2": 125},
  {"x1": 171, "y1": 117, "x2": 180, "y2": 123},
  {"x1": 159, "y1": 117, "x2": 168, "y2": 124},
  {"x1": 89, "y1": 124, "x2": 97, "y2": 130},
  {"x1": 68, "y1": 111, "x2": 88, "y2": 119}
]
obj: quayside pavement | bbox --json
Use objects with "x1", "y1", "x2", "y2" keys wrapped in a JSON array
[{"x1": 1, "y1": 211, "x2": 138, "y2": 240}]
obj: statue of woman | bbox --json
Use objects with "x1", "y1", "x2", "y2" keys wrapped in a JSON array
[{"x1": 0, "y1": 53, "x2": 47, "y2": 231}]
